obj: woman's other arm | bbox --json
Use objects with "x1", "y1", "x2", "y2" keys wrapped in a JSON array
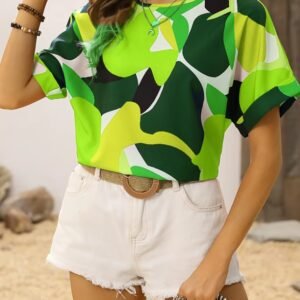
[
  {"x1": 206, "y1": 106, "x2": 282, "y2": 261},
  {"x1": 0, "y1": 0, "x2": 47, "y2": 109},
  {"x1": 178, "y1": 107, "x2": 282, "y2": 299}
]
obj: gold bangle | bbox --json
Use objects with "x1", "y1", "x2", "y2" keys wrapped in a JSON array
[
  {"x1": 17, "y1": 3, "x2": 45, "y2": 22},
  {"x1": 10, "y1": 22, "x2": 41, "y2": 36}
]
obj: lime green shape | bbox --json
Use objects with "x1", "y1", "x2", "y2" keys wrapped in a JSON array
[
  {"x1": 223, "y1": 12, "x2": 236, "y2": 68},
  {"x1": 102, "y1": 9, "x2": 179, "y2": 86},
  {"x1": 131, "y1": 166, "x2": 166, "y2": 179},
  {"x1": 236, "y1": 115, "x2": 244, "y2": 124},
  {"x1": 119, "y1": 150, "x2": 132, "y2": 174},
  {"x1": 240, "y1": 68, "x2": 296, "y2": 113},
  {"x1": 70, "y1": 97, "x2": 101, "y2": 165},
  {"x1": 192, "y1": 115, "x2": 226, "y2": 180}
]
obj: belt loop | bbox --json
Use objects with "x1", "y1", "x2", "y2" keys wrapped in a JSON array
[
  {"x1": 94, "y1": 167, "x2": 101, "y2": 180},
  {"x1": 171, "y1": 180, "x2": 180, "y2": 191}
]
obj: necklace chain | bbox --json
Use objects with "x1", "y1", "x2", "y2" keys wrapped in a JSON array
[
  {"x1": 145, "y1": 0, "x2": 180, "y2": 20},
  {"x1": 139, "y1": 0, "x2": 187, "y2": 35}
]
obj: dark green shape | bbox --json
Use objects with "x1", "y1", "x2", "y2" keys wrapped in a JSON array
[
  {"x1": 183, "y1": 12, "x2": 230, "y2": 77},
  {"x1": 236, "y1": 0, "x2": 266, "y2": 26},
  {"x1": 38, "y1": 52, "x2": 66, "y2": 89},
  {"x1": 140, "y1": 62, "x2": 204, "y2": 154},
  {"x1": 136, "y1": 143, "x2": 200, "y2": 181},
  {"x1": 84, "y1": 74, "x2": 138, "y2": 114},
  {"x1": 235, "y1": 87, "x2": 297, "y2": 137},
  {"x1": 44, "y1": 17, "x2": 82, "y2": 60}
]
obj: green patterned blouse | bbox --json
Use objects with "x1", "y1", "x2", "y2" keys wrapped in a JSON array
[{"x1": 32, "y1": 0, "x2": 300, "y2": 182}]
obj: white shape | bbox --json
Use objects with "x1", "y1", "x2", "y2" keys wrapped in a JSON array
[
  {"x1": 32, "y1": 59, "x2": 47, "y2": 75},
  {"x1": 181, "y1": 1, "x2": 208, "y2": 30},
  {"x1": 233, "y1": 58, "x2": 248, "y2": 82},
  {"x1": 200, "y1": 93, "x2": 212, "y2": 123},
  {"x1": 177, "y1": 51, "x2": 233, "y2": 95},
  {"x1": 265, "y1": 31, "x2": 279, "y2": 63},
  {"x1": 47, "y1": 88, "x2": 63, "y2": 97},
  {"x1": 136, "y1": 68, "x2": 148, "y2": 85},
  {"x1": 150, "y1": 26, "x2": 174, "y2": 52},
  {"x1": 100, "y1": 109, "x2": 119, "y2": 135},
  {"x1": 52, "y1": 51, "x2": 94, "y2": 78}
]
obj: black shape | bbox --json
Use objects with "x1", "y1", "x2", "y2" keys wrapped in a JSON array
[
  {"x1": 39, "y1": 52, "x2": 66, "y2": 89},
  {"x1": 133, "y1": 68, "x2": 161, "y2": 113},
  {"x1": 205, "y1": 0, "x2": 229, "y2": 13},
  {"x1": 95, "y1": 56, "x2": 124, "y2": 83},
  {"x1": 135, "y1": 0, "x2": 152, "y2": 7},
  {"x1": 226, "y1": 80, "x2": 243, "y2": 124}
]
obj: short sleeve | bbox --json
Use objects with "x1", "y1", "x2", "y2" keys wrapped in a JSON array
[
  {"x1": 32, "y1": 9, "x2": 81, "y2": 100},
  {"x1": 226, "y1": 0, "x2": 300, "y2": 138}
]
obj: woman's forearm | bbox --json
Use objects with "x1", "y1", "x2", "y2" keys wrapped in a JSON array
[
  {"x1": 0, "y1": 0, "x2": 47, "y2": 105},
  {"x1": 204, "y1": 153, "x2": 282, "y2": 264}
]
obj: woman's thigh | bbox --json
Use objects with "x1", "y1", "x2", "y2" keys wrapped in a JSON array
[
  {"x1": 219, "y1": 281, "x2": 248, "y2": 300},
  {"x1": 69, "y1": 272, "x2": 146, "y2": 300}
]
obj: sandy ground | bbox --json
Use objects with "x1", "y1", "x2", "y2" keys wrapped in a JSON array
[{"x1": 0, "y1": 217, "x2": 299, "y2": 300}]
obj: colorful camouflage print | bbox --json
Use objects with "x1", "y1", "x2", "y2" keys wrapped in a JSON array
[{"x1": 32, "y1": 0, "x2": 300, "y2": 181}]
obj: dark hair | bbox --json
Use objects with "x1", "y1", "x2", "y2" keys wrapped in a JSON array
[{"x1": 79, "y1": 0, "x2": 136, "y2": 76}]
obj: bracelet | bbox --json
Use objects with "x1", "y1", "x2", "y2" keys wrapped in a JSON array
[
  {"x1": 17, "y1": 3, "x2": 45, "y2": 22},
  {"x1": 11, "y1": 22, "x2": 41, "y2": 36}
]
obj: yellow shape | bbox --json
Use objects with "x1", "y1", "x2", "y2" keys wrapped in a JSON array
[
  {"x1": 91, "y1": 101, "x2": 196, "y2": 170},
  {"x1": 119, "y1": 150, "x2": 132, "y2": 174},
  {"x1": 234, "y1": 13, "x2": 266, "y2": 72},
  {"x1": 74, "y1": 12, "x2": 96, "y2": 41},
  {"x1": 160, "y1": 20, "x2": 178, "y2": 51}
]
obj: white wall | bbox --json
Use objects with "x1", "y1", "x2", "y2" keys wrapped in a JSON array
[{"x1": 0, "y1": 0, "x2": 242, "y2": 213}]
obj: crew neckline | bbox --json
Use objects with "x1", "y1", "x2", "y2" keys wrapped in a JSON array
[{"x1": 135, "y1": 0, "x2": 193, "y2": 7}]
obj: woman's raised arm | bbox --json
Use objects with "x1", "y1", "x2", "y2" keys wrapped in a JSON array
[{"x1": 0, "y1": 0, "x2": 48, "y2": 109}]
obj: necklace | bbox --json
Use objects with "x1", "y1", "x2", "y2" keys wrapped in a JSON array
[
  {"x1": 140, "y1": 0, "x2": 187, "y2": 35},
  {"x1": 145, "y1": 0, "x2": 180, "y2": 20}
]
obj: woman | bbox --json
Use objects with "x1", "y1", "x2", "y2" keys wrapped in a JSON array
[{"x1": 0, "y1": 0, "x2": 300, "y2": 299}]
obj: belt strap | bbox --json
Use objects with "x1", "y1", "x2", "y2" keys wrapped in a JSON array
[{"x1": 81, "y1": 164, "x2": 175, "y2": 199}]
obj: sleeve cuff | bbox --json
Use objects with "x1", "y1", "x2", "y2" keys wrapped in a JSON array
[
  {"x1": 32, "y1": 53, "x2": 68, "y2": 100},
  {"x1": 234, "y1": 79, "x2": 300, "y2": 137}
]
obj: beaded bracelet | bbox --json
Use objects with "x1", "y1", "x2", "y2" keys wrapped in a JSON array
[
  {"x1": 17, "y1": 3, "x2": 45, "y2": 22},
  {"x1": 11, "y1": 22, "x2": 41, "y2": 36}
]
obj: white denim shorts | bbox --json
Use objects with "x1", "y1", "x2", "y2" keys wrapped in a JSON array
[{"x1": 46, "y1": 163, "x2": 246, "y2": 300}]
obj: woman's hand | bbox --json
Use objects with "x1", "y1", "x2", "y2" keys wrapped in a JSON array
[{"x1": 177, "y1": 252, "x2": 230, "y2": 300}]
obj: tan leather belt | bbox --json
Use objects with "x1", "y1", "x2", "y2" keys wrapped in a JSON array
[{"x1": 81, "y1": 164, "x2": 181, "y2": 199}]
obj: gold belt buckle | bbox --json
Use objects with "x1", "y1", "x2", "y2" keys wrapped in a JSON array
[{"x1": 121, "y1": 174, "x2": 161, "y2": 199}]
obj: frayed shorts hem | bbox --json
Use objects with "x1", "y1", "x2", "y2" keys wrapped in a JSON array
[
  {"x1": 45, "y1": 254, "x2": 145, "y2": 297},
  {"x1": 141, "y1": 274, "x2": 246, "y2": 300}
]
